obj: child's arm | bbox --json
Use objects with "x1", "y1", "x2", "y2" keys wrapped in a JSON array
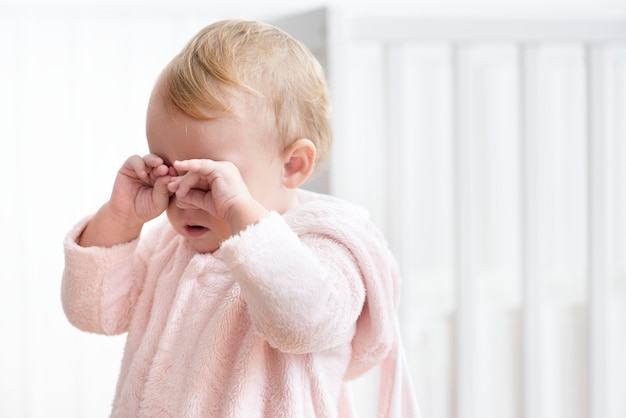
[
  {"x1": 79, "y1": 154, "x2": 174, "y2": 247},
  {"x1": 62, "y1": 219, "x2": 143, "y2": 335},
  {"x1": 222, "y1": 213, "x2": 366, "y2": 354},
  {"x1": 169, "y1": 159, "x2": 367, "y2": 353},
  {"x1": 62, "y1": 153, "x2": 172, "y2": 334}
]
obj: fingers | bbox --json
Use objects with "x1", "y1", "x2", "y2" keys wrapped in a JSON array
[
  {"x1": 143, "y1": 154, "x2": 170, "y2": 180},
  {"x1": 173, "y1": 159, "x2": 237, "y2": 177},
  {"x1": 122, "y1": 155, "x2": 149, "y2": 181},
  {"x1": 169, "y1": 159, "x2": 220, "y2": 195},
  {"x1": 173, "y1": 159, "x2": 209, "y2": 173},
  {"x1": 167, "y1": 172, "x2": 195, "y2": 197},
  {"x1": 174, "y1": 188, "x2": 211, "y2": 211},
  {"x1": 122, "y1": 154, "x2": 175, "y2": 185},
  {"x1": 145, "y1": 155, "x2": 178, "y2": 198},
  {"x1": 167, "y1": 159, "x2": 249, "y2": 217},
  {"x1": 142, "y1": 153, "x2": 164, "y2": 168},
  {"x1": 167, "y1": 165, "x2": 179, "y2": 177}
]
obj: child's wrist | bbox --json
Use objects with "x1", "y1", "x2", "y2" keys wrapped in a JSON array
[
  {"x1": 227, "y1": 199, "x2": 268, "y2": 236},
  {"x1": 77, "y1": 203, "x2": 144, "y2": 248},
  {"x1": 104, "y1": 202, "x2": 145, "y2": 231}
]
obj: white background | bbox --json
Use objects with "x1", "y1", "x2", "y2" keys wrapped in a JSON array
[{"x1": 1, "y1": 0, "x2": 625, "y2": 417}]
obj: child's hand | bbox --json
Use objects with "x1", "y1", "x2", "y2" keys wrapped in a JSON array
[
  {"x1": 78, "y1": 154, "x2": 175, "y2": 248},
  {"x1": 109, "y1": 154, "x2": 175, "y2": 225},
  {"x1": 168, "y1": 159, "x2": 267, "y2": 234}
]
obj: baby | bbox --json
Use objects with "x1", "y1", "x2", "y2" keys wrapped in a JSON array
[{"x1": 62, "y1": 19, "x2": 418, "y2": 417}]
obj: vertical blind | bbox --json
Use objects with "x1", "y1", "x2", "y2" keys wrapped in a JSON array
[{"x1": 329, "y1": 15, "x2": 626, "y2": 418}]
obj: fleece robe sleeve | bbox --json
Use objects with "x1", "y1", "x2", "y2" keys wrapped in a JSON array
[
  {"x1": 61, "y1": 216, "x2": 143, "y2": 336},
  {"x1": 220, "y1": 211, "x2": 366, "y2": 355}
]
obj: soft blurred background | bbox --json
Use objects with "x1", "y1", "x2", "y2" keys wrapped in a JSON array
[{"x1": 1, "y1": 0, "x2": 625, "y2": 417}]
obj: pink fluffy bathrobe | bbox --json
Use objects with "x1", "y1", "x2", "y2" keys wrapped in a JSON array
[{"x1": 62, "y1": 190, "x2": 419, "y2": 417}]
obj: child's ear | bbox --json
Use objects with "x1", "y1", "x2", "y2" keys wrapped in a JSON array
[{"x1": 281, "y1": 139, "x2": 316, "y2": 189}]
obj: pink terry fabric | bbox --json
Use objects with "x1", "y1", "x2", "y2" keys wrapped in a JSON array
[{"x1": 61, "y1": 189, "x2": 419, "y2": 417}]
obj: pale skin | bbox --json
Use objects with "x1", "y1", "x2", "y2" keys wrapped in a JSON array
[{"x1": 78, "y1": 81, "x2": 316, "y2": 253}]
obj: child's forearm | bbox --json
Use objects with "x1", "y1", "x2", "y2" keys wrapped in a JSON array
[
  {"x1": 78, "y1": 202, "x2": 143, "y2": 247},
  {"x1": 227, "y1": 198, "x2": 269, "y2": 236},
  {"x1": 222, "y1": 212, "x2": 365, "y2": 354}
]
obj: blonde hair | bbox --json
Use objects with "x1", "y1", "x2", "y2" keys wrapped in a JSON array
[{"x1": 161, "y1": 19, "x2": 332, "y2": 169}]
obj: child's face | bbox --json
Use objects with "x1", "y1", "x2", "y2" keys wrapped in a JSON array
[{"x1": 146, "y1": 85, "x2": 286, "y2": 253}]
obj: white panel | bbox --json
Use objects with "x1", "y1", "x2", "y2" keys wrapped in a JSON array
[
  {"x1": 385, "y1": 43, "x2": 456, "y2": 418},
  {"x1": 464, "y1": 45, "x2": 523, "y2": 309},
  {"x1": 606, "y1": 45, "x2": 626, "y2": 418},
  {"x1": 386, "y1": 43, "x2": 455, "y2": 314},
  {"x1": 463, "y1": 45, "x2": 523, "y2": 418},
  {"x1": 532, "y1": 45, "x2": 589, "y2": 305},
  {"x1": 586, "y1": 43, "x2": 611, "y2": 418},
  {"x1": 451, "y1": 44, "x2": 478, "y2": 418},
  {"x1": 529, "y1": 44, "x2": 589, "y2": 418},
  {"x1": 446, "y1": 44, "x2": 525, "y2": 418},
  {"x1": 337, "y1": 42, "x2": 388, "y2": 231},
  {"x1": 411, "y1": 314, "x2": 455, "y2": 418},
  {"x1": 609, "y1": 47, "x2": 626, "y2": 293},
  {"x1": 544, "y1": 306, "x2": 589, "y2": 418},
  {"x1": 474, "y1": 309, "x2": 522, "y2": 418},
  {"x1": 609, "y1": 296, "x2": 626, "y2": 418},
  {"x1": 520, "y1": 43, "x2": 550, "y2": 418}
]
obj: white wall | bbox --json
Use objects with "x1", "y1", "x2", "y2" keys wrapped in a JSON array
[
  {"x1": 0, "y1": 10, "x2": 215, "y2": 418},
  {"x1": 0, "y1": 1, "x2": 624, "y2": 417}
]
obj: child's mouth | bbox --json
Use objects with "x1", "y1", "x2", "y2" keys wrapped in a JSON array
[{"x1": 184, "y1": 225, "x2": 208, "y2": 237}]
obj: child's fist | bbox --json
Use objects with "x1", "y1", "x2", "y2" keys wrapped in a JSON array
[{"x1": 108, "y1": 154, "x2": 174, "y2": 225}]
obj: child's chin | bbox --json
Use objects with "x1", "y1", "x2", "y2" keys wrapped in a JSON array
[{"x1": 188, "y1": 237, "x2": 221, "y2": 254}]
